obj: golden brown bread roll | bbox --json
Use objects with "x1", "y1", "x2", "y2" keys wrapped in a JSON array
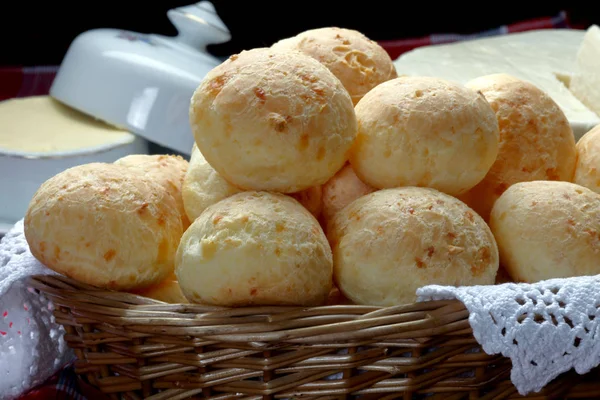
[
  {"x1": 329, "y1": 187, "x2": 498, "y2": 306},
  {"x1": 326, "y1": 286, "x2": 354, "y2": 305},
  {"x1": 115, "y1": 154, "x2": 190, "y2": 229},
  {"x1": 271, "y1": 27, "x2": 397, "y2": 105},
  {"x1": 131, "y1": 273, "x2": 189, "y2": 303},
  {"x1": 190, "y1": 48, "x2": 357, "y2": 193},
  {"x1": 349, "y1": 76, "x2": 499, "y2": 196},
  {"x1": 175, "y1": 191, "x2": 333, "y2": 306},
  {"x1": 322, "y1": 163, "x2": 375, "y2": 232},
  {"x1": 182, "y1": 144, "x2": 243, "y2": 222},
  {"x1": 24, "y1": 163, "x2": 183, "y2": 290},
  {"x1": 495, "y1": 267, "x2": 513, "y2": 284},
  {"x1": 182, "y1": 145, "x2": 323, "y2": 221},
  {"x1": 289, "y1": 185, "x2": 323, "y2": 220},
  {"x1": 574, "y1": 124, "x2": 600, "y2": 193},
  {"x1": 490, "y1": 180, "x2": 600, "y2": 282},
  {"x1": 461, "y1": 73, "x2": 577, "y2": 221}
]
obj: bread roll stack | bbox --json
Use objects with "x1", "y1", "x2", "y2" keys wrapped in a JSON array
[
  {"x1": 179, "y1": 29, "x2": 398, "y2": 306},
  {"x1": 180, "y1": 45, "x2": 362, "y2": 306},
  {"x1": 25, "y1": 25, "x2": 589, "y2": 309}
]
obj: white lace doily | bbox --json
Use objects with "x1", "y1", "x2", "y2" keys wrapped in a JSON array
[
  {"x1": 418, "y1": 276, "x2": 600, "y2": 395},
  {"x1": 0, "y1": 220, "x2": 74, "y2": 400}
]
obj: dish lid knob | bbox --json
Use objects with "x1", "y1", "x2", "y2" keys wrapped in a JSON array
[{"x1": 167, "y1": 1, "x2": 231, "y2": 51}]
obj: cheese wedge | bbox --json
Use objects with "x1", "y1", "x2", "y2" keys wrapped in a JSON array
[
  {"x1": 570, "y1": 25, "x2": 600, "y2": 119},
  {"x1": 393, "y1": 29, "x2": 600, "y2": 140},
  {"x1": 0, "y1": 96, "x2": 136, "y2": 154}
]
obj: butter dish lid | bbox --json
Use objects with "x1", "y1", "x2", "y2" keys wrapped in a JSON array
[{"x1": 49, "y1": 1, "x2": 230, "y2": 155}]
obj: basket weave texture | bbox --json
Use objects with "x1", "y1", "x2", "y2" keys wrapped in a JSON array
[{"x1": 29, "y1": 274, "x2": 600, "y2": 400}]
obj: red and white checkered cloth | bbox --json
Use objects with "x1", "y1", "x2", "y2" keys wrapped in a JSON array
[
  {"x1": 10, "y1": 10, "x2": 572, "y2": 400},
  {"x1": 17, "y1": 364, "x2": 87, "y2": 400}
]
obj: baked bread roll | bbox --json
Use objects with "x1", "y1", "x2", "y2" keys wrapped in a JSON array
[
  {"x1": 289, "y1": 185, "x2": 323, "y2": 220},
  {"x1": 271, "y1": 27, "x2": 397, "y2": 105},
  {"x1": 24, "y1": 163, "x2": 183, "y2": 290},
  {"x1": 115, "y1": 154, "x2": 190, "y2": 229},
  {"x1": 322, "y1": 163, "x2": 375, "y2": 231},
  {"x1": 182, "y1": 145, "x2": 323, "y2": 221},
  {"x1": 574, "y1": 124, "x2": 600, "y2": 193},
  {"x1": 190, "y1": 48, "x2": 357, "y2": 193},
  {"x1": 461, "y1": 74, "x2": 577, "y2": 221},
  {"x1": 495, "y1": 267, "x2": 513, "y2": 284},
  {"x1": 176, "y1": 192, "x2": 333, "y2": 306},
  {"x1": 349, "y1": 76, "x2": 499, "y2": 196},
  {"x1": 131, "y1": 274, "x2": 189, "y2": 303},
  {"x1": 490, "y1": 180, "x2": 600, "y2": 282},
  {"x1": 329, "y1": 187, "x2": 498, "y2": 306},
  {"x1": 182, "y1": 145, "x2": 243, "y2": 222},
  {"x1": 326, "y1": 286, "x2": 354, "y2": 305}
]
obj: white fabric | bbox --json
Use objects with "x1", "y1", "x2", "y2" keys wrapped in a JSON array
[
  {"x1": 418, "y1": 276, "x2": 600, "y2": 395},
  {"x1": 0, "y1": 220, "x2": 73, "y2": 400}
]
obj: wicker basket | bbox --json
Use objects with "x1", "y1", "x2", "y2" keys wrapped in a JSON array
[{"x1": 28, "y1": 274, "x2": 600, "y2": 400}]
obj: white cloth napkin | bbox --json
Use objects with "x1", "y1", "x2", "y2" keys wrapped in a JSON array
[
  {"x1": 418, "y1": 276, "x2": 600, "y2": 395},
  {"x1": 0, "y1": 220, "x2": 73, "y2": 400}
]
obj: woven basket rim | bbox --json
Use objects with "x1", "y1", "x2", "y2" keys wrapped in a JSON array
[
  {"x1": 27, "y1": 274, "x2": 471, "y2": 344},
  {"x1": 28, "y1": 273, "x2": 467, "y2": 311}
]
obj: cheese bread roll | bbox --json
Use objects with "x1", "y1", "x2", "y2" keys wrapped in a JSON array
[
  {"x1": 115, "y1": 154, "x2": 190, "y2": 229},
  {"x1": 350, "y1": 76, "x2": 499, "y2": 196},
  {"x1": 322, "y1": 163, "x2": 375, "y2": 232},
  {"x1": 190, "y1": 48, "x2": 357, "y2": 193},
  {"x1": 272, "y1": 27, "x2": 397, "y2": 105},
  {"x1": 329, "y1": 187, "x2": 498, "y2": 306},
  {"x1": 574, "y1": 124, "x2": 600, "y2": 193},
  {"x1": 131, "y1": 274, "x2": 189, "y2": 303},
  {"x1": 490, "y1": 181, "x2": 600, "y2": 282},
  {"x1": 176, "y1": 192, "x2": 333, "y2": 306},
  {"x1": 462, "y1": 73, "x2": 577, "y2": 221},
  {"x1": 24, "y1": 163, "x2": 183, "y2": 290}
]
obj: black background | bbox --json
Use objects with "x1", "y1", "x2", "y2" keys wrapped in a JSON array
[{"x1": 1, "y1": 2, "x2": 597, "y2": 67}]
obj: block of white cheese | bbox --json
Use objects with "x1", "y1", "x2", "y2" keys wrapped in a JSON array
[
  {"x1": 0, "y1": 96, "x2": 138, "y2": 154},
  {"x1": 393, "y1": 28, "x2": 600, "y2": 140},
  {"x1": 570, "y1": 25, "x2": 600, "y2": 119}
]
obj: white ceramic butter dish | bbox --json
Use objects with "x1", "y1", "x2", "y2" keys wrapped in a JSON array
[{"x1": 50, "y1": 1, "x2": 230, "y2": 155}]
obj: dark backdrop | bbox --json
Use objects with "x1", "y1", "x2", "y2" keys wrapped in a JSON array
[{"x1": 0, "y1": 2, "x2": 596, "y2": 67}]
